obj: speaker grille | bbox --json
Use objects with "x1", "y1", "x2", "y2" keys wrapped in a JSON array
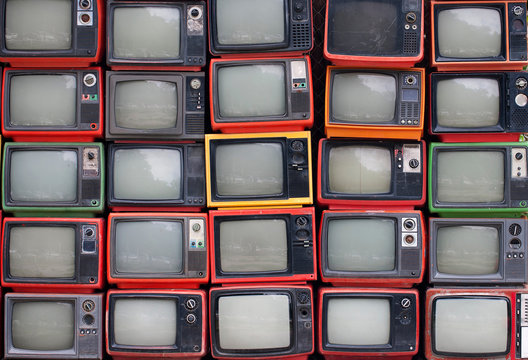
[
  {"x1": 403, "y1": 32, "x2": 418, "y2": 54},
  {"x1": 292, "y1": 23, "x2": 311, "y2": 48}
]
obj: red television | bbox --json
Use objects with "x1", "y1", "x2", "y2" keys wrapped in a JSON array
[
  {"x1": 2, "y1": 67, "x2": 103, "y2": 142},
  {"x1": 107, "y1": 212, "x2": 208, "y2": 289},
  {"x1": 209, "y1": 207, "x2": 316, "y2": 284},
  {"x1": 0, "y1": 0, "x2": 103, "y2": 68},
  {"x1": 318, "y1": 287, "x2": 419, "y2": 360},
  {"x1": 106, "y1": 289, "x2": 207, "y2": 360}
]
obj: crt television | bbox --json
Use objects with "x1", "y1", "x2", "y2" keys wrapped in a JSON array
[
  {"x1": 208, "y1": 0, "x2": 313, "y2": 57},
  {"x1": 319, "y1": 210, "x2": 424, "y2": 288},
  {"x1": 430, "y1": 71, "x2": 528, "y2": 142},
  {"x1": 4, "y1": 292, "x2": 103, "y2": 359},
  {"x1": 106, "y1": 289, "x2": 207, "y2": 360},
  {"x1": 107, "y1": 212, "x2": 208, "y2": 288},
  {"x1": 209, "y1": 55, "x2": 313, "y2": 133},
  {"x1": 318, "y1": 287, "x2": 419, "y2": 360},
  {"x1": 317, "y1": 138, "x2": 426, "y2": 209},
  {"x1": 2, "y1": 142, "x2": 104, "y2": 215},
  {"x1": 106, "y1": 0, "x2": 206, "y2": 71},
  {"x1": 429, "y1": 217, "x2": 528, "y2": 285},
  {"x1": 209, "y1": 284, "x2": 314, "y2": 360},
  {"x1": 324, "y1": 0, "x2": 424, "y2": 67},
  {"x1": 106, "y1": 71, "x2": 205, "y2": 141},
  {"x1": 429, "y1": 141, "x2": 528, "y2": 217},
  {"x1": 431, "y1": 0, "x2": 528, "y2": 71},
  {"x1": 206, "y1": 131, "x2": 312, "y2": 209},
  {"x1": 209, "y1": 207, "x2": 316, "y2": 284},
  {"x1": 325, "y1": 66, "x2": 425, "y2": 140},
  {"x1": 2, "y1": 67, "x2": 102, "y2": 142},
  {"x1": 2, "y1": 217, "x2": 104, "y2": 292}
]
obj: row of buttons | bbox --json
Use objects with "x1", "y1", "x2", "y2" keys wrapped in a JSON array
[
  {"x1": 80, "y1": 329, "x2": 97, "y2": 335},
  {"x1": 507, "y1": 252, "x2": 525, "y2": 259}
]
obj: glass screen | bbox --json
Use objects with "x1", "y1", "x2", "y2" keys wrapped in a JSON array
[
  {"x1": 436, "y1": 78, "x2": 500, "y2": 128},
  {"x1": 329, "y1": 146, "x2": 392, "y2": 194},
  {"x1": 332, "y1": 73, "x2": 396, "y2": 123},
  {"x1": 219, "y1": 219, "x2": 287, "y2": 272},
  {"x1": 218, "y1": 65, "x2": 286, "y2": 118},
  {"x1": 12, "y1": 301, "x2": 74, "y2": 350},
  {"x1": 10, "y1": 75, "x2": 76, "y2": 127},
  {"x1": 434, "y1": 298, "x2": 509, "y2": 354},
  {"x1": 10, "y1": 150, "x2": 78, "y2": 202},
  {"x1": 216, "y1": 0, "x2": 285, "y2": 45},
  {"x1": 436, "y1": 226, "x2": 500, "y2": 275},
  {"x1": 327, "y1": 218, "x2": 396, "y2": 271},
  {"x1": 9, "y1": 226, "x2": 75, "y2": 278},
  {"x1": 218, "y1": 294, "x2": 291, "y2": 350},
  {"x1": 113, "y1": 298, "x2": 177, "y2": 346},
  {"x1": 115, "y1": 220, "x2": 183, "y2": 274},
  {"x1": 215, "y1": 143, "x2": 284, "y2": 196},
  {"x1": 438, "y1": 8, "x2": 502, "y2": 58},
  {"x1": 437, "y1": 151, "x2": 504, "y2": 203},
  {"x1": 113, "y1": 7, "x2": 181, "y2": 59},
  {"x1": 115, "y1": 80, "x2": 177, "y2": 130},
  {"x1": 113, "y1": 148, "x2": 182, "y2": 200},
  {"x1": 327, "y1": 298, "x2": 390, "y2": 345},
  {"x1": 5, "y1": 0, "x2": 71, "y2": 50}
]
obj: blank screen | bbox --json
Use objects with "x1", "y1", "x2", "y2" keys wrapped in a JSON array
[
  {"x1": 9, "y1": 226, "x2": 75, "y2": 278},
  {"x1": 10, "y1": 75, "x2": 76, "y2": 127},
  {"x1": 113, "y1": 148, "x2": 182, "y2": 200},
  {"x1": 218, "y1": 65, "x2": 286, "y2": 117},
  {"x1": 114, "y1": 298, "x2": 177, "y2": 346},
  {"x1": 113, "y1": 7, "x2": 181, "y2": 59},
  {"x1": 216, "y1": 0, "x2": 285, "y2": 45},
  {"x1": 115, "y1": 221, "x2": 183, "y2": 274},
  {"x1": 435, "y1": 298, "x2": 508, "y2": 354},
  {"x1": 332, "y1": 73, "x2": 396, "y2": 123},
  {"x1": 12, "y1": 301, "x2": 74, "y2": 350},
  {"x1": 219, "y1": 219, "x2": 287, "y2": 272},
  {"x1": 215, "y1": 143, "x2": 284, "y2": 196},
  {"x1": 437, "y1": 226, "x2": 500, "y2": 275},
  {"x1": 327, "y1": 298, "x2": 390, "y2": 345},
  {"x1": 438, "y1": 8, "x2": 502, "y2": 58},
  {"x1": 329, "y1": 146, "x2": 391, "y2": 194},
  {"x1": 218, "y1": 294, "x2": 291, "y2": 350},
  {"x1": 115, "y1": 80, "x2": 177, "y2": 130},
  {"x1": 437, "y1": 151, "x2": 504, "y2": 203},
  {"x1": 436, "y1": 78, "x2": 500, "y2": 128},
  {"x1": 10, "y1": 150, "x2": 77, "y2": 202},
  {"x1": 5, "y1": 0, "x2": 71, "y2": 50},
  {"x1": 327, "y1": 218, "x2": 396, "y2": 271}
]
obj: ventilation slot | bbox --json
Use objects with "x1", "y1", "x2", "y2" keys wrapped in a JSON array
[
  {"x1": 521, "y1": 294, "x2": 528, "y2": 326},
  {"x1": 511, "y1": 109, "x2": 528, "y2": 128},
  {"x1": 185, "y1": 115, "x2": 205, "y2": 135},
  {"x1": 292, "y1": 23, "x2": 311, "y2": 48},
  {"x1": 403, "y1": 32, "x2": 418, "y2": 54}
]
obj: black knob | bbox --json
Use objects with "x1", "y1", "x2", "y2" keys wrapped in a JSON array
[
  {"x1": 297, "y1": 291, "x2": 310, "y2": 304},
  {"x1": 510, "y1": 223, "x2": 522, "y2": 236},
  {"x1": 185, "y1": 298, "x2": 198, "y2": 310},
  {"x1": 83, "y1": 314, "x2": 95, "y2": 325},
  {"x1": 406, "y1": 12, "x2": 417, "y2": 23},
  {"x1": 191, "y1": 8, "x2": 199, "y2": 17},
  {"x1": 409, "y1": 159, "x2": 419, "y2": 168},
  {"x1": 515, "y1": 152, "x2": 523, "y2": 160},
  {"x1": 403, "y1": 219, "x2": 415, "y2": 230},
  {"x1": 291, "y1": 140, "x2": 304, "y2": 151},
  {"x1": 85, "y1": 228, "x2": 94, "y2": 237},
  {"x1": 401, "y1": 298, "x2": 411, "y2": 308},
  {"x1": 80, "y1": 0, "x2": 90, "y2": 9},
  {"x1": 296, "y1": 216, "x2": 308, "y2": 227},
  {"x1": 294, "y1": 2, "x2": 304, "y2": 12},
  {"x1": 88, "y1": 152, "x2": 95, "y2": 160},
  {"x1": 186, "y1": 314, "x2": 197, "y2": 324}
]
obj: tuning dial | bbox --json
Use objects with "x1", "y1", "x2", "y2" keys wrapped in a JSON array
[
  {"x1": 294, "y1": 2, "x2": 304, "y2": 12},
  {"x1": 401, "y1": 298, "x2": 411, "y2": 308},
  {"x1": 409, "y1": 159, "x2": 419, "y2": 169},
  {"x1": 510, "y1": 223, "x2": 523, "y2": 236},
  {"x1": 296, "y1": 217, "x2": 308, "y2": 227},
  {"x1": 516, "y1": 78, "x2": 527, "y2": 90},
  {"x1": 406, "y1": 12, "x2": 417, "y2": 23},
  {"x1": 513, "y1": 6, "x2": 524, "y2": 16}
]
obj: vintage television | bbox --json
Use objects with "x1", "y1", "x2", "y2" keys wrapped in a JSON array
[
  {"x1": 429, "y1": 141, "x2": 528, "y2": 217},
  {"x1": 2, "y1": 67, "x2": 102, "y2": 142},
  {"x1": 106, "y1": 71, "x2": 205, "y2": 141},
  {"x1": 208, "y1": 0, "x2": 313, "y2": 57},
  {"x1": 324, "y1": 0, "x2": 424, "y2": 68},
  {"x1": 425, "y1": 287, "x2": 528, "y2": 360},
  {"x1": 431, "y1": 0, "x2": 528, "y2": 71},
  {"x1": 325, "y1": 66, "x2": 425, "y2": 140},
  {"x1": 209, "y1": 284, "x2": 314, "y2": 359},
  {"x1": 106, "y1": 0, "x2": 206, "y2": 70},
  {"x1": 0, "y1": 0, "x2": 103, "y2": 68},
  {"x1": 318, "y1": 287, "x2": 419, "y2": 360},
  {"x1": 4, "y1": 292, "x2": 103, "y2": 359},
  {"x1": 206, "y1": 131, "x2": 312, "y2": 209},
  {"x1": 209, "y1": 207, "x2": 316, "y2": 284},
  {"x1": 317, "y1": 138, "x2": 426, "y2": 209},
  {"x1": 2, "y1": 142, "x2": 104, "y2": 215},
  {"x1": 107, "y1": 142, "x2": 205, "y2": 212},
  {"x1": 2, "y1": 217, "x2": 104, "y2": 292},
  {"x1": 430, "y1": 71, "x2": 528, "y2": 142},
  {"x1": 319, "y1": 210, "x2": 424, "y2": 288},
  {"x1": 107, "y1": 212, "x2": 208, "y2": 288},
  {"x1": 209, "y1": 56, "x2": 313, "y2": 133},
  {"x1": 106, "y1": 289, "x2": 207, "y2": 360}
]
